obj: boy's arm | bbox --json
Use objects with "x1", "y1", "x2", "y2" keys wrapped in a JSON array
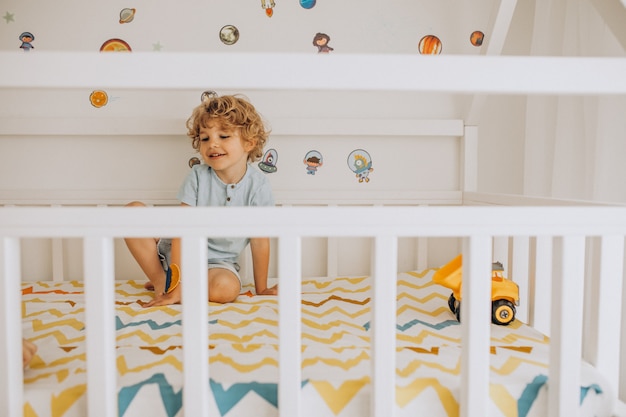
[{"x1": 250, "y1": 237, "x2": 277, "y2": 295}]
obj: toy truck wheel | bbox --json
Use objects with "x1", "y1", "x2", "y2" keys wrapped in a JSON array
[
  {"x1": 492, "y1": 299, "x2": 516, "y2": 325},
  {"x1": 448, "y1": 293, "x2": 457, "y2": 314}
]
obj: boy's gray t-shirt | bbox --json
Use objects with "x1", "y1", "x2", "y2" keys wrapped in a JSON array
[{"x1": 173, "y1": 163, "x2": 274, "y2": 263}]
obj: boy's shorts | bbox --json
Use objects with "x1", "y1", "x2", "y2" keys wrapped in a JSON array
[{"x1": 157, "y1": 238, "x2": 242, "y2": 287}]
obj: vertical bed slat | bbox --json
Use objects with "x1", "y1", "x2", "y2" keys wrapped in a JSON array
[
  {"x1": 182, "y1": 236, "x2": 210, "y2": 416},
  {"x1": 591, "y1": 235, "x2": 625, "y2": 391},
  {"x1": 460, "y1": 236, "x2": 492, "y2": 417},
  {"x1": 531, "y1": 236, "x2": 552, "y2": 336},
  {"x1": 371, "y1": 236, "x2": 398, "y2": 417},
  {"x1": 278, "y1": 235, "x2": 302, "y2": 416},
  {"x1": 549, "y1": 236, "x2": 585, "y2": 417},
  {"x1": 511, "y1": 236, "x2": 530, "y2": 323},
  {"x1": 83, "y1": 237, "x2": 117, "y2": 417},
  {"x1": 0, "y1": 237, "x2": 24, "y2": 417}
]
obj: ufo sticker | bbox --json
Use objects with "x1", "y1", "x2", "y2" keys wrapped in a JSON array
[
  {"x1": 100, "y1": 38, "x2": 132, "y2": 52},
  {"x1": 347, "y1": 149, "x2": 373, "y2": 183},
  {"x1": 219, "y1": 25, "x2": 239, "y2": 46},
  {"x1": 258, "y1": 148, "x2": 278, "y2": 173}
]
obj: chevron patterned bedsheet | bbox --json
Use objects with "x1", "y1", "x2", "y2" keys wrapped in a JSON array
[{"x1": 21, "y1": 269, "x2": 612, "y2": 417}]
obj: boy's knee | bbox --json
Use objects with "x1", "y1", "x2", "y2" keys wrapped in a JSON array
[{"x1": 209, "y1": 274, "x2": 240, "y2": 303}]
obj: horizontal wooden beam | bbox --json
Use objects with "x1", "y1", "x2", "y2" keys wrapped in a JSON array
[{"x1": 1, "y1": 52, "x2": 625, "y2": 95}]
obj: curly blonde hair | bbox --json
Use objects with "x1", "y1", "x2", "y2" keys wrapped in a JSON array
[{"x1": 186, "y1": 94, "x2": 269, "y2": 162}]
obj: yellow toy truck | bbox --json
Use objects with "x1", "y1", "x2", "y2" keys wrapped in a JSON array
[{"x1": 432, "y1": 254, "x2": 520, "y2": 325}]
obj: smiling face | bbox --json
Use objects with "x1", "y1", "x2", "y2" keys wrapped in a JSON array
[{"x1": 198, "y1": 122, "x2": 255, "y2": 184}]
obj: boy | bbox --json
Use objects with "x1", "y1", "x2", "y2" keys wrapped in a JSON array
[{"x1": 125, "y1": 93, "x2": 277, "y2": 306}]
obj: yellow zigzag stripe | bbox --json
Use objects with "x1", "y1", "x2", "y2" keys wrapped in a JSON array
[
  {"x1": 210, "y1": 353, "x2": 278, "y2": 372},
  {"x1": 210, "y1": 305, "x2": 264, "y2": 316},
  {"x1": 302, "y1": 285, "x2": 371, "y2": 295},
  {"x1": 24, "y1": 369, "x2": 71, "y2": 384},
  {"x1": 490, "y1": 356, "x2": 548, "y2": 375},
  {"x1": 490, "y1": 332, "x2": 549, "y2": 345},
  {"x1": 23, "y1": 306, "x2": 85, "y2": 319},
  {"x1": 397, "y1": 358, "x2": 461, "y2": 377},
  {"x1": 490, "y1": 384, "x2": 518, "y2": 417},
  {"x1": 32, "y1": 318, "x2": 85, "y2": 331},
  {"x1": 302, "y1": 276, "x2": 368, "y2": 289},
  {"x1": 397, "y1": 278, "x2": 438, "y2": 290},
  {"x1": 116, "y1": 305, "x2": 180, "y2": 317},
  {"x1": 52, "y1": 384, "x2": 86, "y2": 417},
  {"x1": 210, "y1": 329, "x2": 277, "y2": 343},
  {"x1": 30, "y1": 353, "x2": 86, "y2": 370},
  {"x1": 302, "y1": 350, "x2": 369, "y2": 370},
  {"x1": 396, "y1": 377, "x2": 458, "y2": 417},
  {"x1": 310, "y1": 377, "x2": 370, "y2": 415},
  {"x1": 218, "y1": 317, "x2": 277, "y2": 329},
  {"x1": 396, "y1": 304, "x2": 452, "y2": 317},
  {"x1": 28, "y1": 281, "x2": 83, "y2": 289},
  {"x1": 397, "y1": 330, "x2": 460, "y2": 345},
  {"x1": 117, "y1": 355, "x2": 182, "y2": 375},
  {"x1": 23, "y1": 402, "x2": 38, "y2": 417},
  {"x1": 31, "y1": 331, "x2": 85, "y2": 345},
  {"x1": 302, "y1": 317, "x2": 366, "y2": 332},
  {"x1": 303, "y1": 331, "x2": 369, "y2": 345},
  {"x1": 302, "y1": 305, "x2": 370, "y2": 319},
  {"x1": 398, "y1": 291, "x2": 449, "y2": 304},
  {"x1": 116, "y1": 330, "x2": 181, "y2": 344},
  {"x1": 403, "y1": 269, "x2": 437, "y2": 278}
]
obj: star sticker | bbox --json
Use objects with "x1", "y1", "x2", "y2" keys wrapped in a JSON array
[
  {"x1": 152, "y1": 41, "x2": 163, "y2": 51},
  {"x1": 3, "y1": 11, "x2": 15, "y2": 23}
]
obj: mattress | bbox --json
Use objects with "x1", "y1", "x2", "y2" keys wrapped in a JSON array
[{"x1": 21, "y1": 270, "x2": 612, "y2": 417}]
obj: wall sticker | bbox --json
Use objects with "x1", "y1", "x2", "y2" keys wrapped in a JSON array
[
  {"x1": 313, "y1": 33, "x2": 333, "y2": 53},
  {"x1": 19, "y1": 32, "x2": 35, "y2": 51},
  {"x1": 303, "y1": 150, "x2": 323, "y2": 175},
  {"x1": 258, "y1": 148, "x2": 278, "y2": 173},
  {"x1": 119, "y1": 8, "x2": 136, "y2": 24},
  {"x1": 347, "y1": 149, "x2": 373, "y2": 183}
]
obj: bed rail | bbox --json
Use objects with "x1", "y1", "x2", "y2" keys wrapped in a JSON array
[{"x1": 2, "y1": 205, "x2": 626, "y2": 417}]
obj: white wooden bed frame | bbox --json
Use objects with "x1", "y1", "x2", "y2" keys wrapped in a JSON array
[{"x1": 2, "y1": 51, "x2": 626, "y2": 417}]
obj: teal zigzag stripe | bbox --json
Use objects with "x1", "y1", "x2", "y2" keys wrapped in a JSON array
[
  {"x1": 115, "y1": 317, "x2": 218, "y2": 331},
  {"x1": 363, "y1": 318, "x2": 458, "y2": 332},
  {"x1": 518, "y1": 374, "x2": 604, "y2": 417},
  {"x1": 118, "y1": 373, "x2": 310, "y2": 417}
]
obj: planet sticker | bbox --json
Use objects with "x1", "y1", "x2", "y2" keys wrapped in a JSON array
[
  {"x1": 300, "y1": 0, "x2": 316, "y2": 8},
  {"x1": 89, "y1": 90, "x2": 108, "y2": 108},
  {"x1": 119, "y1": 8, "x2": 136, "y2": 24},
  {"x1": 100, "y1": 38, "x2": 132, "y2": 52},
  {"x1": 470, "y1": 31, "x2": 484, "y2": 46},
  {"x1": 219, "y1": 25, "x2": 239, "y2": 46},
  {"x1": 418, "y1": 35, "x2": 442, "y2": 55}
]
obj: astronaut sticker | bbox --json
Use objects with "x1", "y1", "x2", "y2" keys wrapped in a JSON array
[
  {"x1": 258, "y1": 148, "x2": 278, "y2": 173},
  {"x1": 19, "y1": 32, "x2": 35, "y2": 51},
  {"x1": 303, "y1": 150, "x2": 323, "y2": 175},
  {"x1": 347, "y1": 149, "x2": 373, "y2": 183}
]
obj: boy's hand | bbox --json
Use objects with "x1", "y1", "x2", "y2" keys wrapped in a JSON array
[
  {"x1": 256, "y1": 284, "x2": 278, "y2": 296},
  {"x1": 144, "y1": 284, "x2": 182, "y2": 307}
]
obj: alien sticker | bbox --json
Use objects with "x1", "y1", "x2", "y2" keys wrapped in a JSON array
[
  {"x1": 347, "y1": 149, "x2": 373, "y2": 183},
  {"x1": 303, "y1": 150, "x2": 323, "y2": 175},
  {"x1": 258, "y1": 148, "x2": 278, "y2": 173}
]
